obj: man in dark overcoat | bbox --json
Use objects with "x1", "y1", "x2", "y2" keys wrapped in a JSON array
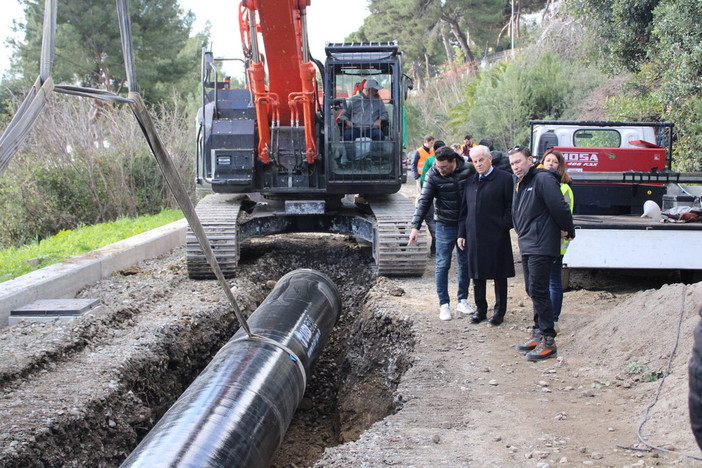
[{"x1": 458, "y1": 145, "x2": 515, "y2": 325}]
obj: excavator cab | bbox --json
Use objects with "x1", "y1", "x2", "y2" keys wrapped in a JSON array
[{"x1": 323, "y1": 42, "x2": 409, "y2": 195}]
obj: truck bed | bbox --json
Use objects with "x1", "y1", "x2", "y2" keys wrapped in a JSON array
[
  {"x1": 564, "y1": 214, "x2": 702, "y2": 270},
  {"x1": 573, "y1": 214, "x2": 702, "y2": 231}
]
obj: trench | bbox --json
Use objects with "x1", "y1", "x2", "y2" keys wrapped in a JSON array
[{"x1": 0, "y1": 234, "x2": 415, "y2": 467}]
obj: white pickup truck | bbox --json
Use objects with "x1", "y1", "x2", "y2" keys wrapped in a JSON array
[{"x1": 530, "y1": 120, "x2": 702, "y2": 283}]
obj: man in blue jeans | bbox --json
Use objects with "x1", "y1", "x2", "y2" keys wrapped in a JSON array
[
  {"x1": 408, "y1": 146, "x2": 476, "y2": 321},
  {"x1": 508, "y1": 146, "x2": 575, "y2": 360}
]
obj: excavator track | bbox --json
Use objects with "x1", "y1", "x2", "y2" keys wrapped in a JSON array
[
  {"x1": 186, "y1": 194, "x2": 243, "y2": 279},
  {"x1": 369, "y1": 193, "x2": 428, "y2": 277}
]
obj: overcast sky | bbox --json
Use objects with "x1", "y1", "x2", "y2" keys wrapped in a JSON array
[
  {"x1": 1, "y1": 0, "x2": 370, "y2": 78},
  {"x1": 0, "y1": 1, "x2": 23, "y2": 75}
]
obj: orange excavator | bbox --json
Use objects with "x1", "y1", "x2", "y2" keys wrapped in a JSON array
[{"x1": 188, "y1": 0, "x2": 428, "y2": 278}]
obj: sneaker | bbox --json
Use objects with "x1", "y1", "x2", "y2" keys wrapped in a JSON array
[
  {"x1": 515, "y1": 330, "x2": 541, "y2": 352},
  {"x1": 439, "y1": 303, "x2": 452, "y2": 321},
  {"x1": 526, "y1": 336, "x2": 557, "y2": 361},
  {"x1": 456, "y1": 299, "x2": 475, "y2": 317}
]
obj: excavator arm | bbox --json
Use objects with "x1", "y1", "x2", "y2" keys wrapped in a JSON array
[{"x1": 239, "y1": 0, "x2": 318, "y2": 164}]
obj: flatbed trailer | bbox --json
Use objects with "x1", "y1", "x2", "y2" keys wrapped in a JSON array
[
  {"x1": 528, "y1": 120, "x2": 702, "y2": 283},
  {"x1": 563, "y1": 214, "x2": 702, "y2": 282}
]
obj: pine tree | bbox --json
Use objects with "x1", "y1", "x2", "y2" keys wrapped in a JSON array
[{"x1": 10, "y1": 0, "x2": 205, "y2": 104}]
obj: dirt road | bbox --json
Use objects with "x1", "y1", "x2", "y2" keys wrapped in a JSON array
[
  {"x1": 0, "y1": 182, "x2": 701, "y2": 467},
  {"x1": 315, "y1": 250, "x2": 702, "y2": 467},
  {"x1": 313, "y1": 177, "x2": 702, "y2": 466}
]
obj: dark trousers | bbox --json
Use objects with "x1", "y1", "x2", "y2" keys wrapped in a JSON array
[
  {"x1": 343, "y1": 127, "x2": 384, "y2": 141},
  {"x1": 426, "y1": 204, "x2": 436, "y2": 250},
  {"x1": 522, "y1": 254, "x2": 557, "y2": 338},
  {"x1": 549, "y1": 255, "x2": 564, "y2": 321},
  {"x1": 473, "y1": 278, "x2": 508, "y2": 318}
]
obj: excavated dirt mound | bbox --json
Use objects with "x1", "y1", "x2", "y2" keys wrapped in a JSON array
[{"x1": 569, "y1": 282, "x2": 702, "y2": 455}]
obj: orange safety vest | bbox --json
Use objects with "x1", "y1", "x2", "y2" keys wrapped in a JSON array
[{"x1": 416, "y1": 146, "x2": 434, "y2": 173}]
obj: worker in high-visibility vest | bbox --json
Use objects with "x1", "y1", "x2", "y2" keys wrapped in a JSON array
[{"x1": 410, "y1": 135, "x2": 435, "y2": 197}]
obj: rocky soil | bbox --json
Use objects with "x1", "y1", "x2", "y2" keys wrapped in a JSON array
[
  {"x1": 314, "y1": 259, "x2": 702, "y2": 467},
  {"x1": 1, "y1": 185, "x2": 701, "y2": 467}
]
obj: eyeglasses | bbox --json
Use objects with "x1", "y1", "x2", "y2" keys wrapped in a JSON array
[{"x1": 434, "y1": 158, "x2": 456, "y2": 169}]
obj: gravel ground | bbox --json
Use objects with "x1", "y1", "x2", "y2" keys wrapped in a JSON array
[{"x1": 1, "y1": 183, "x2": 701, "y2": 467}]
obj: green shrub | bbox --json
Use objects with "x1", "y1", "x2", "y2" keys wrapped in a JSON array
[
  {"x1": 0, "y1": 210, "x2": 183, "y2": 282},
  {"x1": 440, "y1": 47, "x2": 602, "y2": 152},
  {"x1": 0, "y1": 96, "x2": 193, "y2": 248}
]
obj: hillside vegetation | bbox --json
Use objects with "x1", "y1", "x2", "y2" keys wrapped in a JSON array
[
  {"x1": 397, "y1": 0, "x2": 702, "y2": 171},
  {"x1": 0, "y1": 97, "x2": 193, "y2": 249},
  {"x1": 1, "y1": 0, "x2": 700, "y2": 249}
]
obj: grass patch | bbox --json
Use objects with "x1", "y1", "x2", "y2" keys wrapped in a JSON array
[{"x1": 0, "y1": 209, "x2": 183, "y2": 283}]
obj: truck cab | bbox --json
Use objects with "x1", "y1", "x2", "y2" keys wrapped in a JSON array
[
  {"x1": 530, "y1": 121, "x2": 702, "y2": 283},
  {"x1": 530, "y1": 121, "x2": 673, "y2": 215}
]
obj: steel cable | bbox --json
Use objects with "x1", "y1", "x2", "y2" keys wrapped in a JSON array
[{"x1": 633, "y1": 284, "x2": 702, "y2": 461}]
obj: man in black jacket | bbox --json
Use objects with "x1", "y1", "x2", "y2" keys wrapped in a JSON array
[
  {"x1": 408, "y1": 146, "x2": 476, "y2": 321},
  {"x1": 509, "y1": 146, "x2": 575, "y2": 360}
]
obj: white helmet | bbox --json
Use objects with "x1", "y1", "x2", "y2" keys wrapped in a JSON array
[{"x1": 641, "y1": 200, "x2": 661, "y2": 220}]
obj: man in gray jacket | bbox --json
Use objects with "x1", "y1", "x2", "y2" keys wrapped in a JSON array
[
  {"x1": 339, "y1": 79, "x2": 388, "y2": 141},
  {"x1": 509, "y1": 146, "x2": 575, "y2": 361}
]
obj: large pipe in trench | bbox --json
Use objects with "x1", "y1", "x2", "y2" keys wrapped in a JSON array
[{"x1": 121, "y1": 268, "x2": 341, "y2": 468}]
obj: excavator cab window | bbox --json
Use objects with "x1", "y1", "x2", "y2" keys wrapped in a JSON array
[
  {"x1": 327, "y1": 70, "x2": 397, "y2": 178},
  {"x1": 323, "y1": 43, "x2": 405, "y2": 188}
]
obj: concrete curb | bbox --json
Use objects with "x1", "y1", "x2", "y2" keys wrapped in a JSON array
[{"x1": 0, "y1": 219, "x2": 188, "y2": 326}]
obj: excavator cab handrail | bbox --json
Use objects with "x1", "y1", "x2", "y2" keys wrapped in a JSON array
[{"x1": 325, "y1": 42, "x2": 399, "y2": 56}]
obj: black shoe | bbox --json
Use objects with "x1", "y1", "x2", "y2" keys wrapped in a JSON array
[
  {"x1": 487, "y1": 315, "x2": 503, "y2": 326},
  {"x1": 470, "y1": 313, "x2": 486, "y2": 324}
]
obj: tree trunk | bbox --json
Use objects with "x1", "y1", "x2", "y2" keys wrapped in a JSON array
[
  {"x1": 412, "y1": 59, "x2": 424, "y2": 92},
  {"x1": 441, "y1": 14, "x2": 475, "y2": 64},
  {"x1": 424, "y1": 53, "x2": 431, "y2": 81},
  {"x1": 441, "y1": 32, "x2": 455, "y2": 66},
  {"x1": 542, "y1": 0, "x2": 556, "y2": 21},
  {"x1": 515, "y1": 0, "x2": 522, "y2": 38},
  {"x1": 86, "y1": 37, "x2": 112, "y2": 92}
]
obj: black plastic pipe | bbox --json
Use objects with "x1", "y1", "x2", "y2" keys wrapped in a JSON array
[{"x1": 121, "y1": 269, "x2": 341, "y2": 468}]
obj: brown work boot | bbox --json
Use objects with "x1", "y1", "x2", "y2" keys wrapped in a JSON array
[
  {"x1": 515, "y1": 330, "x2": 541, "y2": 352},
  {"x1": 526, "y1": 336, "x2": 557, "y2": 361}
]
